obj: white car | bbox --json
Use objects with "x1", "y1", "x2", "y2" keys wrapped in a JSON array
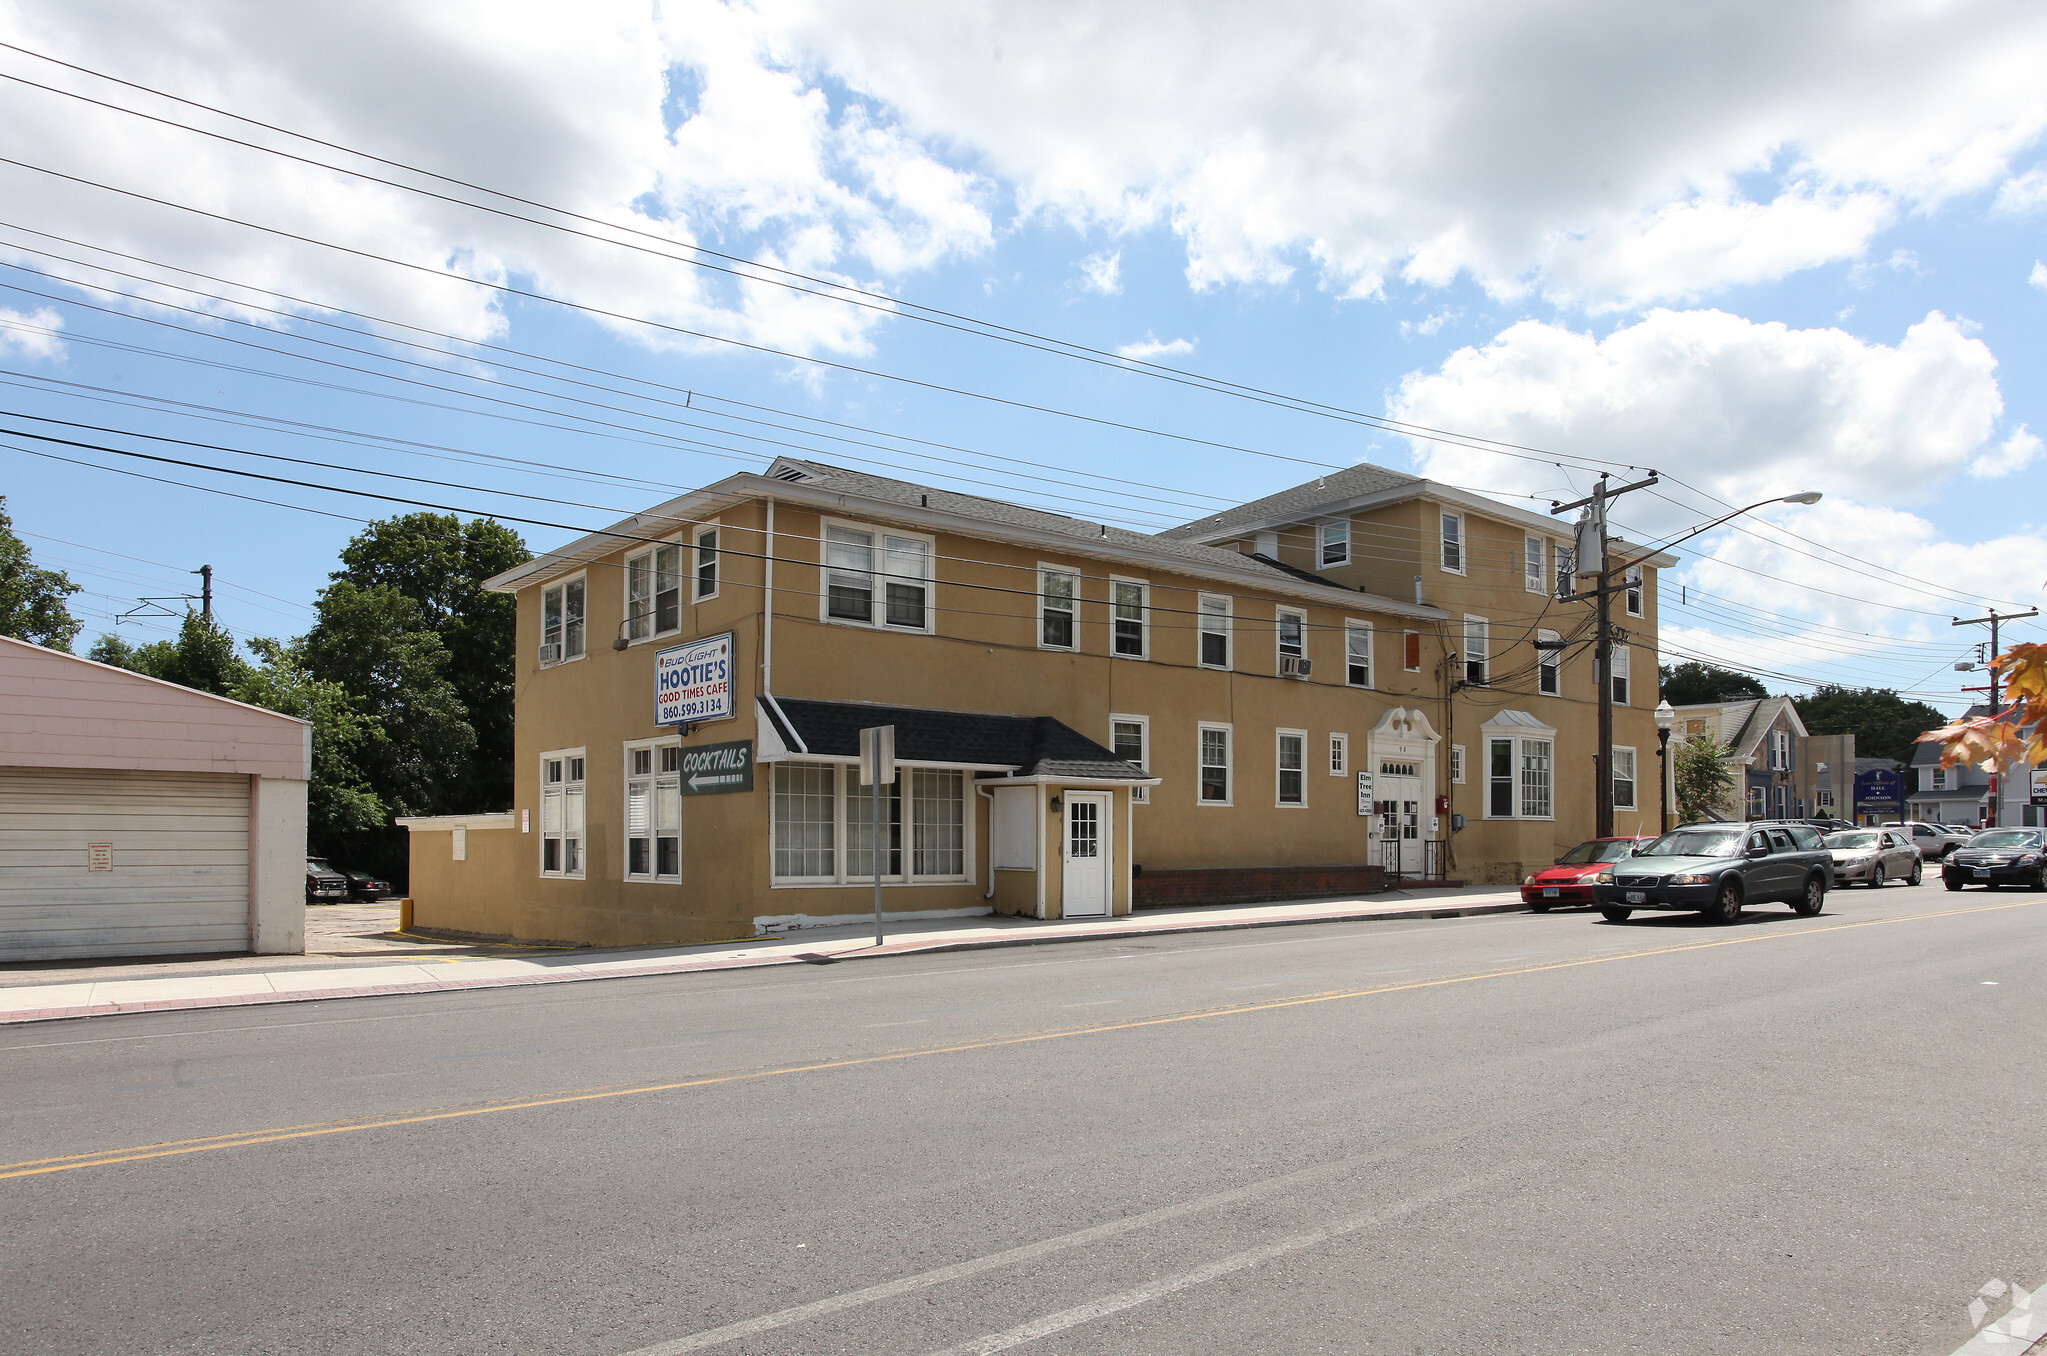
[{"x1": 1883, "y1": 821, "x2": 1969, "y2": 859}]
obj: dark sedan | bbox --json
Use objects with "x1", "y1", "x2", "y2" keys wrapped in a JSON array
[
  {"x1": 1593, "y1": 822, "x2": 1834, "y2": 924},
  {"x1": 1941, "y1": 828, "x2": 2047, "y2": 891},
  {"x1": 342, "y1": 869, "x2": 392, "y2": 902}
]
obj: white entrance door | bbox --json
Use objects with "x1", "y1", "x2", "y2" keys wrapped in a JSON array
[
  {"x1": 1374, "y1": 760, "x2": 1423, "y2": 876},
  {"x1": 1061, "y1": 793, "x2": 1111, "y2": 918}
]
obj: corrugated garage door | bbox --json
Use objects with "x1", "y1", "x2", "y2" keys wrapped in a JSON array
[{"x1": 0, "y1": 767, "x2": 250, "y2": 962}]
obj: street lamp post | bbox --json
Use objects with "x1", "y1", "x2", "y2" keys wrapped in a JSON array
[
  {"x1": 1555, "y1": 487, "x2": 1822, "y2": 840},
  {"x1": 1655, "y1": 699, "x2": 1675, "y2": 832}
]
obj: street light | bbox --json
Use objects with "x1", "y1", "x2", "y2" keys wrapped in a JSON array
[
  {"x1": 1570, "y1": 486, "x2": 1823, "y2": 840},
  {"x1": 1655, "y1": 699, "x2": 1675, "y2": 833}
]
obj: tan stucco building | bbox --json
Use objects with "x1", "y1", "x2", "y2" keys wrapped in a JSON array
[{"x1": 402, "y1": 457, "x2": 1670, "y2": 946}]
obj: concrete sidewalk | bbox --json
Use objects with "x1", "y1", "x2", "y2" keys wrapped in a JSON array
[{"x1": 0, "y1": 885, "x2": 1530, "y2": 1026}]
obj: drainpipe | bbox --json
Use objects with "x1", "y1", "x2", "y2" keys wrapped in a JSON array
[{"x1": 761, "y1": 497, "x2": 775, "y2": 695}]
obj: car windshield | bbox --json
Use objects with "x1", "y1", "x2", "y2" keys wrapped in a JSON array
[
  {"x1": 307, "y1": 858, "x2": 333, "y2": 872},
  {"x1": 1970, "y1": 831, "x2": 2039, "y2": 849},
  {"x1": 1825, "y1": 831, "x2": 1881, "y2": 849},
  {"x1": 1556, "y1": 840, "x2": 1636, "y2": 865},
  {"x1": 1638, "y1": 829, "x2": 1744, "y2": 858}
]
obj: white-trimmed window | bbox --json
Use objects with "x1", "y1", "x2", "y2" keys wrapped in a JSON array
[
  {"x1": 624, "y1": 741, "x2": 682, "y2": 881},
  {"x1": 1319, "y1": 519, "x2": 1350, "y2": 567},
  {"x1": 1611, "y1": 643, "x2": 1631, "y2": 706},
  {"x1": 1537, "y1": 628, "x2": 1561, "y2": 696},
  {"x1": 1625, "y1": 564, "x2": 1644, "y2": 618},
  {"x1": 1449, "y1": 744, "x2": 1466, "y2": 785},
  {"x1": 625, "y1": 544, "x2": 682, "y2": 643},
  {"x1": 1112, "y1": 714, "x2": 1150, "y2": 804},
  {"x1": 1040, "y1": 567, "x2": 1078, "y2": 650},
  {"x1": 1463, "y1": 616, "x2": 1489, "y2": 687},
  {"x1": 1747, "y1": 784, "x2": 1766, "y2": 818},
  {"x1": 1524, "y1": 535, "x2": 1546, "y2": 593},
  {"x1": 1276, "y1": 607, "x2": 1305, "y2": 672},
  {"x1": 769, "y1": 762, "x2": 969, "y2": 884},
  {"x1": 1404, "y1": 631, "x2": 1421, "y2": 672},
  {"x1": 1276, "y1": 730, "x2": 1307, "y2": 806},
  {"x1": 1521, "y1": 739, "x2": 1554, "y2": 819},
  {"x1": 540, "y1": 750, "x2": 586, "y2": 876},
  {"x1": 824, "y1": 520, "x2": 934, "y2": 632},
  {"x1": 1345, "y1": 620, "x2": 1372, "y2": 688},
  {"x1": 1770, "y1": 728, "x2": 1791, "y2": 771},
  {"x1": 540, "y1": 576, "x2": 586, "y2": 665},
  {"x1": 1198, "y1": 724, "x2": 1232, "y2": 805},
  {"x1": 1554, "y1": 543, "x2": 1576, "y2": 599},
  {"x1": 1111, "y1": 578, "x2": 1148, "y2": 658},
  {"x1": 695, "y1": 525, "x2": 720, "y2": 601},
  {"x1": 1441, "y1": 512, "x2": 1464, "y2": 573},
  {"x1": 1329, "y1": 733, "x2": 1348, "y2": 777},
  {"x1": 1928, "y1": 765, "x2": 1950, "y2": 791},
  {"x1": 1613, "y1": 746, "x2": 1637, "y2": 811},
  {"x1": 1198, "y1": 593, "x2": 1231, "y2": 669},
  {"x1": 1487, "y1": 738, "x2": 1515, "y2": 818},
  {"x1": 1485, "y1": 736, "x2": 1553, "y2": 819}
]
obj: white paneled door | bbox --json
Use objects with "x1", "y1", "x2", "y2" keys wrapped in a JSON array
[
  {"x1": 1061, "y1": 792, "x2": 1111, "y2": 918},
  {"x1": 0, "y1": 767, "x2": 250, "y2": 962}
]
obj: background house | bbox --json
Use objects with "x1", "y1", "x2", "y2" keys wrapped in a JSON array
[{"x1": 1668, "y1": 696, "x2": 1851, "y2": 820}]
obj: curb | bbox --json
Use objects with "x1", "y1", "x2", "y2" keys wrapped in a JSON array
[{"x1": 0, "y1": 896, "x2": 1530, "y2": 1027}]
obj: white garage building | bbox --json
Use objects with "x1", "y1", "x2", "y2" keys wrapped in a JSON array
[{"x1": 0, "y1": 636, "x2": 308, "y2": 962}]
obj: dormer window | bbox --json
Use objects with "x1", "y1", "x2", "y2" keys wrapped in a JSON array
[{"x1": 1319, "y1": 519, "x2": 1350, "y2": 566}]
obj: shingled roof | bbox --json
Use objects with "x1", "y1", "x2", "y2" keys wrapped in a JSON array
[
  {"x1": 1156, "y1": 462, "x2": 1424, "y2": 541},
  {"x1": 759, "y1": 697, "x2": 1154, "y2": 782}
]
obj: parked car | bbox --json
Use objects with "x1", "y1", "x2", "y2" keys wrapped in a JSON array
[
  {"x1": 1755, "y1": 816, "x2": 1855, "y2": 834},
  {"x1": 1941, "y1": 828, "x2": 2047, "y2": 891},
  {"x1": 1521, "y1": 838, "x2": 1647, "y2": 911},
  {"x1": 1882, "y1": 821, "x2": 1970, "y2": 859},
  {"x1": 1593, "y1": 822, "x2": 1833, "y2": 924},
  {"x1": 1822, "y1": 827, "x2": 1921, "y2": 887},
  {"x1": 341, "y1": 869, "x2": 392, "y2": 902},
  {"x1": 305, "y1": 857, "x2": 349, "y2": 904}
]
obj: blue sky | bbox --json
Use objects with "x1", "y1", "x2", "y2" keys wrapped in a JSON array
[{"x1": 1, "y1": 0, "x2": 2044, "y2": 713}]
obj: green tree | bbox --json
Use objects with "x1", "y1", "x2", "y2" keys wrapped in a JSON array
[
  {"x1": 234, "y1": 637, "x2": 386, "y2": 853},
  {"x1": 88, "y1": 611, "x2": 246, "y2": 696},
  {"x1": 1793, "y1": 685, "x2": 1948, "y2": 764},
  {"x1": 0, "y1": 497, "x2": 82, "y2": 651},
  {"x1": 1658, "y1": 661, "x2": 1767, "y2": 705},
  {"x1": 1674, "y1": 736, "x2": 1738, "y2": 823},
  {"x1": 324, "y1": 514, "x2": 528, "y2": 811}
]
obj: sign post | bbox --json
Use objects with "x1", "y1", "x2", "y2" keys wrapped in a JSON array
[{"x1": 859, "y1": 725, "x2": 896, "y2": 946}]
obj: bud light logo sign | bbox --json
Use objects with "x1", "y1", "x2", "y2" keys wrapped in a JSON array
[{"x1": 655, "y1": 632, "x2": 734, "y2": 726}]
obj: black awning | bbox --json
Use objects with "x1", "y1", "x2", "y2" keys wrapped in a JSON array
[{"x1": 761, "y1": 696, "x2": 1148, "y2": 781}]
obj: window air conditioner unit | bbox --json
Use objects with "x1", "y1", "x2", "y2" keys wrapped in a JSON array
[
  {"x1": 537, "y1": 641, "x2": 562, "y2": 665},
  {"x1": 1280, "y1": 655, "x2": 1312, "y2": 678}
]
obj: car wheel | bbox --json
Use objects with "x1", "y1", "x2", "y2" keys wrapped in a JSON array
[
  {"x1": 1529, "y1": 901, "x2": 1552, "y2": 912},
  {"x1": 1987, "y1": 881, "x2": 2001, "y2": 890},
  {"x1": 1794, "y1": 874, "x2": 1825, "y2": 917},
  {"x1": 1600, "y1": 907, "x2": 1632, "y2": 923},
  {"x1": 1868, "y1": 864, "x2": 1885, "y2": 890},
  {"x1": 2032, "y1": 867, "x2": 2047, "y2": 893},
  {"x1": 1909, "y1": 859, "x2": 1923, "y2": 886},
  {"x1": 1708, "y1": 880, "x2": 1744, "y2": 924},
  {"x1": 1944, "y1": 875, "x2": 1964, "y2": 891}
]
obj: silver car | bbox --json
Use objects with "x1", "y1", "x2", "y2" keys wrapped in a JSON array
[
  {"x1": 1886, "y1": 821, "x2": 1968, "y2": 859},
  {"x1": 1824, "y1": 828, "x2": 1921, "y2": 887}
]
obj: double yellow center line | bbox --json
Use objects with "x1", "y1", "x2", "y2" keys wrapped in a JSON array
[{"x1": 5, "y1": 897, "x2": 2036, "y2": 1182}]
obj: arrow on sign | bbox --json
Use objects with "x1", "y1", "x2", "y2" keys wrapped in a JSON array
[{"x1": 689, "y1": 772, "x2": 745, "y2": 790}]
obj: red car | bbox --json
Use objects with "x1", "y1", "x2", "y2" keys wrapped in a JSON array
[{"x1": 1521, "y1": 838, "x2": 1650, "y2": 911}]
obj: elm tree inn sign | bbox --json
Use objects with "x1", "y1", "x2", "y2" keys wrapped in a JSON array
[{"x1": 676, "y1": 739, "x2": 754, "y2": 796}]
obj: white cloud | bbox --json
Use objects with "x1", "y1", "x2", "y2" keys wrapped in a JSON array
[
  {"x1": 0, "y1": 305, "x2": 64, "y2": 361},
  {"x1": 0, "y1": 0, "x2": 994, "y2": 359},
  {"x1": 1995, "y1": 164, "x2": 2047, "y2": 213},
  {"x1": 1973, "y1": 425, "x2": 2043, "y2": 477},
  {"x1": 759, "y1": 0, "x2": 2047, "y2": 308},
  {"x1": 1400, "y1": 309, "x2": 1458, "y2": 339},
  {"x1": 1076, "y1": 249, "x2": 1122, "y2": 296},
  {"x1": 1116, "y1": 332, "x2": 1195, "y2": 361},
  {"x1": 2031, "y1": 260, "x2": 2047, "y2": 290}
]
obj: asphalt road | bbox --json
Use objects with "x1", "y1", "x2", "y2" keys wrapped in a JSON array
[{"x1": 4, "y1": 877, "x2": 2044, "y2": 1355}]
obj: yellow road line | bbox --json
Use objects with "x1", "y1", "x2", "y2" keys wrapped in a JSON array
[{"x1": 6, "y1": 896, "x2": 2038, "y2": 1183}]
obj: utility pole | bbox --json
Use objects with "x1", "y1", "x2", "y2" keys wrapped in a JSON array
[
  {"x1": 1952, "y1": 606, "x2": 2039, "y2": 827},
  {"x1": 194, "y1": 565, "x2": 213, "y2": 620},
  {"x1": 1552, "y1": 472, "x2": 1661, "y2": 839}
]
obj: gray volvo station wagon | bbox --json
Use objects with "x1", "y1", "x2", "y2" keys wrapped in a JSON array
[{"x1": 1593, "y1": 823, "x2": 1835, "y2": 924}]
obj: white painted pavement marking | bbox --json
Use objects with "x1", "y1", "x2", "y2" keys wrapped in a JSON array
[
  {"x1": 920, "y1": 1175, "x2": 1488, "y2": 1356},
  {"x1": 616, "y1": 1149, "x2": 1433, "y2": 1355}
]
